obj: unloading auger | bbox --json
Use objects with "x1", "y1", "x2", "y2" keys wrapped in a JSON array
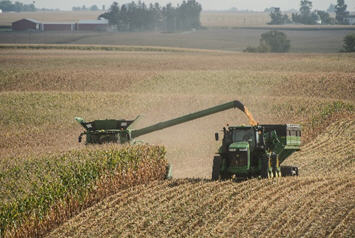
[{"x1": 75, "y1": 100, "x2": 255, "y2": 145}]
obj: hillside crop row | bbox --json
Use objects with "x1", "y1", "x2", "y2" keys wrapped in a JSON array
[
  {"x1": 47, "y1": 176, "x2": 354, "y2": 238},
  {"x1": 47, "y1": 119, "x2": 355, "y2": 238},
  {"x1": 0, "y1": 145, "x2": 167, "y2": 238},
  {"x1": 285, "y1": 119, "x2": 355, "y2": 175}
]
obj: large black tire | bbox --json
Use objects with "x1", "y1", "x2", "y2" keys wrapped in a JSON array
[
  {"x1": 281, "y1": 166, "x2": 299, "y2": 177},
  {"x1": 212, "y1": 156, "x2": 222, "y2": 181},
  {"x1": 261, "y1": 157, "x2": 269, "y2": 179}
]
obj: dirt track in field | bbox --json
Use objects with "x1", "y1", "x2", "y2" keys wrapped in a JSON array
[{"x1": 47, "y1": 119, "x2": 355, "y2": 238}]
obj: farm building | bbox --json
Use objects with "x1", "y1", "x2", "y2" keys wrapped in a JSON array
[
  {"x1": 41, "y1": 22, "x2": 75, "y2": 31},
  {"x1": 11, "y1": 18, "x2": 108, "y2": 32},
  {"x1": 345, "y1": 15, "x2": 355, "y2": 25},
  {"x1": 12, "y1": 18, "x2": 40, "y2": 31},
  {"x1": 76, "y1": 19, "x2": 109, "y2": 31}
]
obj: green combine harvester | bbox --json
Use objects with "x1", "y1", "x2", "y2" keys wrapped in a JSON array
[{"x1": 75, "y1": 100, "x2": 301, "y2": 179}]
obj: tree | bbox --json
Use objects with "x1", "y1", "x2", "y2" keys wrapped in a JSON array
[
  {"x1": 335, "y1": 0, "x2": 349, "y2": 24},
  {"x1": 268, "y1": 8, "x2": 291, "y2": 25},
  {"x1": 300, "y1": 0, "x2": 312, "y2": 16},
  {"x1": 0, "y1": 0, "x2": 13, "y2": 11},
  {"x1": 163, "y1": 3, "x2": 176, "y2": 32},
  {"x1": 342, "y1": 33, "x2": 355, "y2": 52},
  {"x1": 90, "y1": 5, "x2": 99, "y2": 11},
  {"x1": 292, "y1": 0, "x2": 318, "y2": 24},
  {"x1": 99, "y1": 0, "x2": 202, "y2": 32},
  {"x1": 244, "y1": 31, "x2": 290, "y2": 53},
  {"x1": 99, "y1": 2, "x2": 120, "y2": 26},
  {"x1": 327, "y1": 4, "x2": 336, "y2": 13},
  {"x1": 0, "y1": 0, "x2": 36, "y2": 12},
  {"x1": 260, "y1": 31, "x2": 290, "y2": 52},
  {"x1": 317, "y1": 10, "x2": 334, "y2": 24}
]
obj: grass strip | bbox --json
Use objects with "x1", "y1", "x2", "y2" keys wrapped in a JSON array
[
  {"x1": 0, "y1": 44, "x2": 195, "y2": 53},
  {"x1": 0, "y1": 144, "x2": 167, "y2": 238}
]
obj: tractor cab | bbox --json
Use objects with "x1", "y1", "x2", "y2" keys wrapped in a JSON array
[{"x1": 216, "y1": 126, "x2": 260, "y2": 178}]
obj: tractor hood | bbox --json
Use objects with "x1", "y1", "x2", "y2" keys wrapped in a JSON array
[{"x1": 228, "y1": 142, "x2": 249, "y2": 152}]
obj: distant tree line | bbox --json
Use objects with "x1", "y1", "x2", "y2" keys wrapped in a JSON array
[
  {"x1": 269, "y1": 0, "x2": 351, "y2": 25},
  {"x1": 99, "y1": 0, "x2": 202, "y2": 32},
  {"x1": 0, "y1": 0, "x2": 35, "y2": 12},
  {"x1": 268, "y1": 8, "x2": 291, "y2": 25},
  {"x1": 72, "y1": 5, "x2": 105, "y2": 11}
]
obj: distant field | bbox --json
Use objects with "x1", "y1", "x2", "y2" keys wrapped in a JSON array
[
  {"x1": 2, "y1": 10, "x2": 354, "y2": 28},
  {"x1": 1, "y1": 10, "x2": 355, "y2": 53},
  {"x1": 201, "y1": 11, "x2": 271, "y2": 27},
  {"x1": 1, "y1": 28, "x2": 355, "y2": 53}
]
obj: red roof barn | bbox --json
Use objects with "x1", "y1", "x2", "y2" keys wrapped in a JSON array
[
  {"x1": 76, "y1": 19, "x2": 109, "y2": 31},
  {"x1": 12, "y1": 18, "x2": 109, "y2": 32},
  {"x1": 12, "y1": 18, "x2": 40, "y2": 31},
  {"x1": 41, "y1": 22, "x2": 75, "y2": 31}
]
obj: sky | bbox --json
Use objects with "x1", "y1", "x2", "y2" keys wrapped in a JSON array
[{"x1": 21, "y1": 0, "x2": 355, "y2": 11}]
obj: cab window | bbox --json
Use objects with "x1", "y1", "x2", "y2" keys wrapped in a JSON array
[{"x1": 232, "y1": 128, "x2": 255, "y2": 147}]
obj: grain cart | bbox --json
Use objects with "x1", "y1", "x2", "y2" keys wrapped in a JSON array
[{"x1": 75, "y1": 100, "x2": 301, "y2": 179}]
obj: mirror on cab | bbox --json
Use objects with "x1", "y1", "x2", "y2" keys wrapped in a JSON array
[{"x1": 215, "y1": 132, "x2": 219, "y2": 141}]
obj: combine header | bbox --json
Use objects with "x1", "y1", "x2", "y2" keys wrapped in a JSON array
[{"x1": 75, "y1": 100, "x2": 301, "y2": 179}]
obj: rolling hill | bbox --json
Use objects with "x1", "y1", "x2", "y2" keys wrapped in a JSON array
[{"x1": 46, "y1": 118, "x2": 354, "y2": 238}]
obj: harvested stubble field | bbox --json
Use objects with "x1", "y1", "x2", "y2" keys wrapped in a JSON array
[
  {"x1": 0, "y1": 46, "x2": 354, "y2": 237},
  {"x1": 48, "y1": 176, "x2": 354, "y2": 238}
]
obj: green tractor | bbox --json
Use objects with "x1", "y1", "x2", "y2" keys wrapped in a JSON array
[
  {"x1": 75, "y1": 100, "x2": 301, "y2": 179},
  {"x1": 213, "y1": 124, "x2": 300, "y2": 180}
]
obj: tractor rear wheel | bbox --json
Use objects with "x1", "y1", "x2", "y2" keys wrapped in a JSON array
[{"x1": 212, "y1": 156, "x2": 222, "y2": 181}]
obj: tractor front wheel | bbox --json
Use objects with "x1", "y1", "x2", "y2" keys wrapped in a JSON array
[
  {"x1": 280, "y1": 166, "x2": 299, "y2": 177},
  {"x1": 212, "y1": 156, "x2": 222, "y2": 181}
]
